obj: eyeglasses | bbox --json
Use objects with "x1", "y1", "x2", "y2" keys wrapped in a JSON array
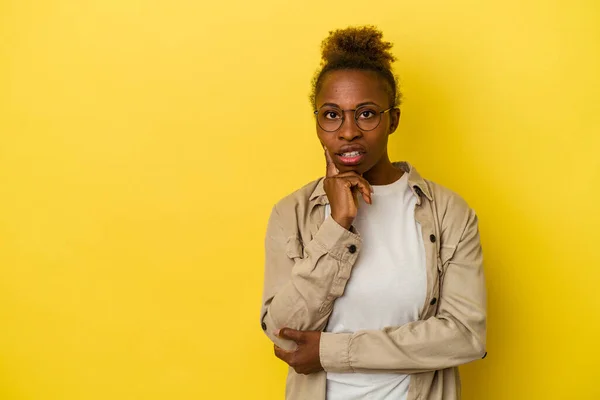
[{"x1": 314, "y1": 104, "x2": 395, "y2": 132}]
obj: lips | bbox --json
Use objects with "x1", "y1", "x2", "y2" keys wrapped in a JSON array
[
  {"x1": 336, "y1": 144, "x2": 367, "y2": 155},
  {"x1": 335, "y1": 145, "x2": 366, "y2": 165}
]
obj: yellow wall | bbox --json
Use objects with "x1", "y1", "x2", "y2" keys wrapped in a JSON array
[{"x1": 1, "y1": 1, "x2": 599, "y2": 399}]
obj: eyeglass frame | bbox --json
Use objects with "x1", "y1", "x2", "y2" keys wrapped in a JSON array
[{"x1": 313, "y1": 104, "x2": 396, "y2": 132}]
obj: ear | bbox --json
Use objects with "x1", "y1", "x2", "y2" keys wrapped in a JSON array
[{"x1": 388, "y1": 108, "x2": 401, "y2": 135}]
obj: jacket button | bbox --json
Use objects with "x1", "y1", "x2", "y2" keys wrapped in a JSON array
[
  {"x1": 429, "y1": 234, "x2": 436, "y2": 243},
  {"x1": 430, "y1": 297, "x2": 437, "y2": 305},
  {"x1": 261, "y1": 322, "x2": 267, "y2": 331},
  {"x1": 482, "y1": 351, "x2": 487, "y2": 359},
  {"x1": 348, "y1": 244, "x2": 357, "y2": 254}
]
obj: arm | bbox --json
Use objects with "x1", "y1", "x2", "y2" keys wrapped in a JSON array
[
  {"x1": 319, "y1": 207, "x2": 487, "y2": 373},
  {"x1": 260, "y1": 203, "x2": 361, "y2": 351}
]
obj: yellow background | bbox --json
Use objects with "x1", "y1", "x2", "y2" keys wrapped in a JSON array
[{"x1": 1, "y1": 1, "x2": 599, "y2": 399}]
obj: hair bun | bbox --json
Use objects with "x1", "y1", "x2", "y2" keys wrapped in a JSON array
[
  {"x1": 320, "y1": 25, "x2": 395, "y2": 69},
  {"x1": 309, "y1": 25, "x2": 401, "y2": 108}
]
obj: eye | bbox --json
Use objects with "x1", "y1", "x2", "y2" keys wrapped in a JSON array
[
  {"x1": 322, "y1": 110, "x2": 341, "y2": 120},
  {"x1": 357, "y1": 109, "x2": 376, "y2": 119}
]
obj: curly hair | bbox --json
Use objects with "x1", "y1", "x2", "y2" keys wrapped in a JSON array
[{"x1": 309, "y1": 25, "x2": 401, "y2": 109}]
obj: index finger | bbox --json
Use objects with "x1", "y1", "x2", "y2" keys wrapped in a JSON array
[{"x1": 324, "y1": 146, "x2": 339, "y2": 177}]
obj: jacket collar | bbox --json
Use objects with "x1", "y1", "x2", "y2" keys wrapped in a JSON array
[{"x1": 309, "y1": 161, "x2": 432, "y2": 206}]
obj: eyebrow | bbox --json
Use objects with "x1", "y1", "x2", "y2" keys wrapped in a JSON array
[{"x1": 318, "y1": 101, "x2": 381, "y2": 109}]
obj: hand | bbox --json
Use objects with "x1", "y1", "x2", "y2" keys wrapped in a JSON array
[
  {"x1": 273, "y1": 328, "x2": 323, "y2": 375},
  {"x1": 323, "y1": 146, "x2": 373, "y2": 230}
]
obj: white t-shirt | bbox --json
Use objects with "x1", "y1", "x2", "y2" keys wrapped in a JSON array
[{"x1": 323, "y1": 171, "x2": 427, "y2": 400}]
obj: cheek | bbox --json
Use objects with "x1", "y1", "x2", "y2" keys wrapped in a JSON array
[{"x1": 367, "y1": 130, "x2": 389, "y2": 151}]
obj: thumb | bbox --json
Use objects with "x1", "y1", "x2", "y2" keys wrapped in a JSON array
[{"x1": 277, "y1": 328, "x2": 304, "y2": 343}]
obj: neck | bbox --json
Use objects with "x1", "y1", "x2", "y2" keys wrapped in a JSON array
[{"x1": 362, "y1": 153, "x2": 403, "y2": 185}]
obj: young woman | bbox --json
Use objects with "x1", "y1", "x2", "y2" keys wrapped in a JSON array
[{"x1": 259, "y1": 26, "x2": 487, "y2": 400}]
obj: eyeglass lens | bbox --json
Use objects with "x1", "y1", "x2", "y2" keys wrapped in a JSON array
[{"x1": 317, "y1": 105, "x2": 382, "y2": 132}]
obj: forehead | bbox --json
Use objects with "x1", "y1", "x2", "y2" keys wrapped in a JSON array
[{"x1": 316, "y1": 69, "x2": 389, "y2": 108}]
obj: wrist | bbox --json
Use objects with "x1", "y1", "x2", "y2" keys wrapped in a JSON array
[{"x1": 332, "y1": 215, "x2": 353, "y2": 230}]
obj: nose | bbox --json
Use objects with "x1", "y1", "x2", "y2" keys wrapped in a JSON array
[{"x1": 338, "y1": 112, "x2": 363, "y2": 141}]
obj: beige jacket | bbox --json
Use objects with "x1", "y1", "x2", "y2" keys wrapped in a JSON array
[{"x1": 260, "y1": 162, "x2": 487, "y2": 400}]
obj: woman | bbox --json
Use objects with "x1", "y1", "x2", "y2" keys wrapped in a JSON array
[{"x1": 259, "y1": 26, "x2": 486, "y2": 400}]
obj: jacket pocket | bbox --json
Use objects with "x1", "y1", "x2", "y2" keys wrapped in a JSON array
[{"x1": 285, "y1": 236, "x2": 304, "y2": 260}]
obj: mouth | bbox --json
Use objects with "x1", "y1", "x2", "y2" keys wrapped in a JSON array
[{"x1": 336, "y1": 150, "x2": 366, "y2": 166}]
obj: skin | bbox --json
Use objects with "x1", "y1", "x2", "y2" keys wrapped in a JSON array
[
  {"x1": 317, "y1": 69, "x2": 402, "y2": 183},
  {"x1": 273, "y1": 68, "x2": 405, "y2": 375},
  {"x1": 319, "y1": 69, "x2": 403, "y2": 229}
]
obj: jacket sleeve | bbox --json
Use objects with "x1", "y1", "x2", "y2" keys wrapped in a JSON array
[
  {"x1": 319, "y1": 207, "x2": 487, "y2": 373},
  {"x1": 260, "y1": 204, "x2": 362, "y2": 351}
]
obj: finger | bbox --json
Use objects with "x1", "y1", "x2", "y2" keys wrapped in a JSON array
[
  {"x1": 274, "y1": 345, "x2": 291, "y2": 362},
  {"x1": 353, "y1": 182, "x2": 371, "y2": 205},
  {"x1": 351, "y1": 185, "x2": 360, "y2": 208},
  {"x1": 337, "y1": 175, "x2": 373, "y2": 204},
  {"x1": 323, "y1": 146, "x2": 339, "y2": 177},
  {"x1": 336, "y1": 172, "x2": 374, "y2": 193},
  {"x1": 347, "y1": 180, "x2": 371, "y2": 205},
  {"x1": 278, "y1": 327, "x2": 304, "y2": 343},
  {"x1": 360, "y1": 190, "x2": 371, "y2": 205}
]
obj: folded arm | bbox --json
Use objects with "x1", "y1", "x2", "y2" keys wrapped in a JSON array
[
  {"x1": 320, "y1": 208, "x2": 487, "y2": 373},
  {"x1": 260, "y1": 204, "x2": 361, "y2": 350}
]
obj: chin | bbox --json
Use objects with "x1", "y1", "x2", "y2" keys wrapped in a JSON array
[{"x1": 338, "y1": 164, "x2": 366, "y2": 175}]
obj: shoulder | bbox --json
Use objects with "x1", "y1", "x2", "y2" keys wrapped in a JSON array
[
  {"x1": 426, "y1": 179, "x2": 472, "y2": 214},
  {"x1": 400, "y1": 161, "x2": 474, "y2": 221},
  {"x1": 269, "y1": 176, "x2": 323, "y2": 224},
  {"x1": 424, "y1": 179, "x2": 478, "y2": 238}
]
